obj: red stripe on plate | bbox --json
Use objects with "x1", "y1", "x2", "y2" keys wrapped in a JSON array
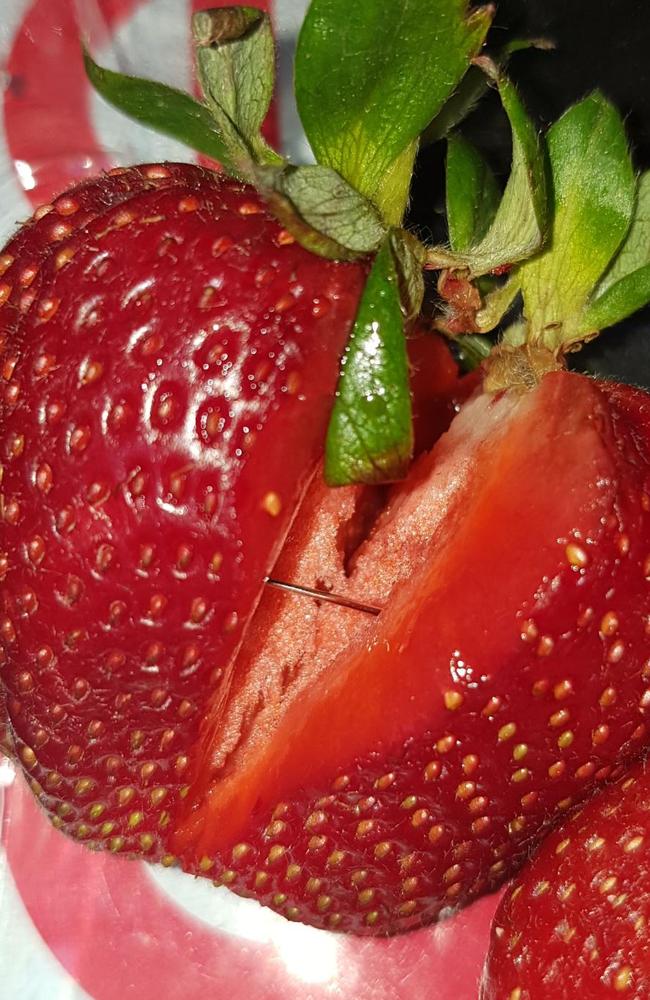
[{"x1": 4, "y1": 0, "x2": 145, "y2": 206}]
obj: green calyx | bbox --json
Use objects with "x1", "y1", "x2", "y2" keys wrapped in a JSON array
[
  {"x1": 192, "y1": 7, "x2": 283, "y2": 173},
  {"x1": 295, "y1": 0, "x2": 492, "y2": 226},
  {"x1": 85, "y1": 1, "x2": 492, "y2": 260},
  {"x1": 439, "y1": 88, "x2": 650, "y2": 384},
  {"x1": 325, "y1": 237, "x2": 414, "y2": 486},
  {"x1": 427, "y1": 58, "x2": 548, "y2": 279},
  {"x1": 517, "y1": 92, "x2": 638, "y2": 353}
]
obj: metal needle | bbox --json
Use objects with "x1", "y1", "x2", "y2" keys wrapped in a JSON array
[{"x1": 265, "y1": 577, "x2": 382, "y2": 616}]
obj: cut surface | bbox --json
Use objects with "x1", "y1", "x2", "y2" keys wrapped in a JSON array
[{"x1": 172, "y1": 372, "x2": 650, "y2": 933}]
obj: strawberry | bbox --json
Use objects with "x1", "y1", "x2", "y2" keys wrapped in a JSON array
[
  {"x1": 151, "y1": 42, "x2": 650, "y2": 936},
  {"x1": 8, "y1": 0, "x2": 650, "y2": 944},
  {"x1": 171, "y1": 371, "x2": 650, "y2": 933},
  {"x1": 165, "y1": 56, "x2": 650, "y2": 934},
  {"x1": 481, "y1": 755, "x2": 650, "y2": 998},
  {"x1": 408, "y1": 331, "x2": 479, "y2": 454}
]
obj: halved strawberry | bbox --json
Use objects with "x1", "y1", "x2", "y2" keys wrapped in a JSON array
[
  {"x1": 0, "y1": 163, "x2": 366, "y2": 853},
  {"x1": 170, "y1": 371, "x2": 650, "y2": 933},
  {"x1": 481, "y1": 754, "x2": 650, "y2": 998}
]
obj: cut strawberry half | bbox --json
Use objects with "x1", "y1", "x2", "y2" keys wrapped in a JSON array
[{"x1": 170, "y1": 371, "x2": 650, "y2": 933}]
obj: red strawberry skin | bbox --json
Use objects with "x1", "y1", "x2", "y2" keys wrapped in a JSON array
[
  {"x1": 172, "y1": 371, "x2": 650, "y2": 934},
  {"x1": 481, "y1": 756, "x2": 650, "y2": 998},
  {"x1": 408, "y1": 330, "x2": 476, "y2": 454},
  {"x1": 0, "y1": 163, "x2": 365, "y2": 855}
]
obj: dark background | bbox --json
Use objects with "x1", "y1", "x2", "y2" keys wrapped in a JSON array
[{"x1": 410, "y1": 0, "x2": 650, "y2": 385}]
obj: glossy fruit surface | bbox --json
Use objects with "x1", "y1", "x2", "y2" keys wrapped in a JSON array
[
  {"x1": 172, "y1": 372, "x2": 650, "y2": 934},
  {"x1": 481, "y1": 755, "x2": 650, "y2": 999},
  {"x1": 0, "y1": 162, "x2": 365, "y2": 855}
]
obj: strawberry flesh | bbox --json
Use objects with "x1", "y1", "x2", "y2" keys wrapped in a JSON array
[
  {"x1": 0, "y1": 164, "x2": 365, "y2": 854},
  {"x1": 172, "y1": 372, "x2": 650, "y2": 934},
  {"x1": 482, "y1": 755, "x2": 650, "y2": 998}
]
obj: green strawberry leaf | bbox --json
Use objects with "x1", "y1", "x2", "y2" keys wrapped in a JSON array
[
  {"x1": 295, "y1": 0, "x2": 492, "y2": 226},
  {"x1": 451, "y1": 68, "x2": 547, "y2": 274},
  {"x1": 192, "y1": 7, "x2": 283, "y2": 170},
  {"x1": 579, "y1": 266, "x2": 650, "y2": 335},
  {"x1": 598, "y1": 172, "x2": 650, "y2": 293},
  {"x1": 325, "y1": 239, "x2": 412, "y2": 486},
  {"x1": 428, "y1": 67, "x2": 548, "y2": 277},
  {"x1": 597, "y1": 172, "x2": 650, "y2": 294},
  {"x1": 579, "y1": 171, "x2": 650, "y2": 333},
  {"x1": 518, "y1": 92, "x2": 636, "y2": 350},
  {"x1": 258, "y1": 164, "x2": 386, "y2": 260},
  {"x1": 422, "y1": 66, "x2": 490, "y2": 148},
  {"x1": 83, "y1": 49, "x2": 242, "y2": 175},
  {"x1": 446, "y1": 134, "x2": 500, "y2": 251}
]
